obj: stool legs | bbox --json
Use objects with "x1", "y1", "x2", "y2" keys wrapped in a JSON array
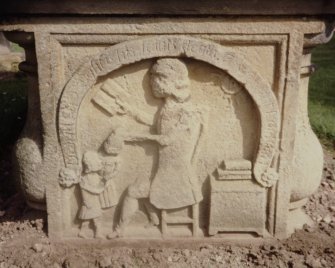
[
  {"x1": 160, "y1": 204, "x2": 199, "y2": 237},
  {"x1": 161, "y1": 210, "x2": 167, "y2": 236},
  {"x1": 192, "y1": 203, "x2": 199, "y2": 237}
]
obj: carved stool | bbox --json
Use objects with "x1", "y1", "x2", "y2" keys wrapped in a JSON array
[{"x1": 161, "y1": 204, "x2": 199, "y2": 237}]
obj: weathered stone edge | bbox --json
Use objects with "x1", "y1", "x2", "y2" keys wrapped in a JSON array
[{"x1": 1, "y1": 0, "x2": 335, "y2": 16}]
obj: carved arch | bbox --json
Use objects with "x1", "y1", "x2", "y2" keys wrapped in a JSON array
[{"x1": 58, "y1": 36, "x2": 280, "y2": 187}]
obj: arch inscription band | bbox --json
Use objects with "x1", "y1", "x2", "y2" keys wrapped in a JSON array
[{"x1": 58, "y1": 36, "x2": 280, "y2": 187}]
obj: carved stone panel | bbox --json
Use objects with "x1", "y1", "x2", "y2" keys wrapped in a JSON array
[
  {"x1": 54, "y1": 36, "x2": 280, "y2": 239},
  {"x1": 1, "y1": 15, "x2": 327, "y2": 241}
]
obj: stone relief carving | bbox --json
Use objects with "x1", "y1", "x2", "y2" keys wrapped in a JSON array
[
  {"x1": 2, "y1": 16, "x2": 327, "y2": 241},
  {"x1": 57, "y1": 36, "x2": 280, "y2": 238},
  {"x1": 59, "y1": 36, "x2": 280, "y2": 189},
  {"x1": 209, "y1": 159, "x2": 266, "y2": 236},
  {"x1": 78, "y1": 151, "x2": 107, "y2": 239},
  {"x1": 59, "y1": 130, "x2": 123, "y2": 238},
  {"x1": 101, "y1": 58, "x2": 208, "y2": 238},
  {"x1": 79, "y1": 149, "x2": 121, "y2": 238}
]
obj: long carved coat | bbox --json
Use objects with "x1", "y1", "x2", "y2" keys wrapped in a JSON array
[{"x1": 149, "y1": 101, "x2": 204, "y2": 209}]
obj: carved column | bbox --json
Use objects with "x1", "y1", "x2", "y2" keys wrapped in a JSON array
[
  {"x1": 4, "y1": 32, "x2": 46, "y2": 210},
  {"x1": 287, "y1": 23, "x2": 335, "y2": 233}
]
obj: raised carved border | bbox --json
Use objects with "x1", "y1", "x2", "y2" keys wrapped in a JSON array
[
  {"x1": 58, "y1": 36, "x2": 280, "y2": 189},
  {"x1": 44, "y1": 31, "x2": 289, "y2": 238}
]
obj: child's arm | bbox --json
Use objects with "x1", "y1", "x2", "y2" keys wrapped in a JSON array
[{"x1": 103, "y1": 157, "x2": 123, "y2": 181}]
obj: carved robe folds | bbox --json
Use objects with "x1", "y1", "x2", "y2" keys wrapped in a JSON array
[{"x1": 150, "y1": 102, "x2": 204, "y2": 209}]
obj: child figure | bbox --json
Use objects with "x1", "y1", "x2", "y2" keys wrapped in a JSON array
[
  {"x1": 78, "y1": 130, "x2": 123, "y2": 239},
  {"x1": 78, "y1": 151, "x2": 106, "y2": 238}
]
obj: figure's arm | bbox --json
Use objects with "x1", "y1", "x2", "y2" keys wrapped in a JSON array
[
  {"x1": 120, "y1": 101, "x2": 153, "y2": 126},
  {"x1": 95, "y1": 79, "x2": 154, "y2": 126},
  {"x1": 103, "y1": 158, "x2": 120, "y2": 180},
  {"x1": 128, "y1": 107, "x2": 153, "y2": 126},
  {"x1": 124, "y1": 133, "x2": 170, "y2": 146}
]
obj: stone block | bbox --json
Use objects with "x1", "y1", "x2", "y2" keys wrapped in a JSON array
[{"x1": 0, "y1": 4, "x2": 331, "y2": 241}]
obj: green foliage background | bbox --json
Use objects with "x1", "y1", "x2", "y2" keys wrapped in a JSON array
[{"x1": 309, "y1": 38, "x2": 335, "y2": 148}]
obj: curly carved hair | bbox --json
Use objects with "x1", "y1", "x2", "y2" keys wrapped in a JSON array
[{"x1": 151, "y1": 58, "x2": 190, "y2": 102}]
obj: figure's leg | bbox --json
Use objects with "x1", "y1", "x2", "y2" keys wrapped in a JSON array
[
  {"x1": 107, "y1": 194, "x2": 139, "y2": 239},
  {"x1": 118, "y1": 195, "x2": 139, "y2": 232},
  {"x1": 144, "y1": 200, "x2": 159, "y2": 227},
  {"x1": 93, "y1": 217, "x2": 104, "y2": 239},
  {"x1": 108, "y1": 178, "x2": 150, "y2": 239},
  {"x1": 78, "y1": 220, "x2": 89, "y2": 238}
]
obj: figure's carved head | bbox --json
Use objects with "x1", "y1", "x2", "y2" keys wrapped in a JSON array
[
  {"x1": 82, "y1": 151, "x2": 103, "y2": 173},
  {"x1": 150, "y1": 58, "x2": 190, "y2": 102}
]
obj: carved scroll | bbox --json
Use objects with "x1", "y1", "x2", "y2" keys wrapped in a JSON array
[{"x1": 58, "y1": 36, "x2": 280, "y2": 187}]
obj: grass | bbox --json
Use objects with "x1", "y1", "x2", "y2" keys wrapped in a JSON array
[
  {"x1": 10, "y1": 42, "x2": 24, "y2": 53},
  {"x1": 309, "y1": 38, "x2": 335, "y2": 149}
]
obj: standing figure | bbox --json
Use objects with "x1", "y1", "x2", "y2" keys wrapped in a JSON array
[
  {"x1": 78, "y1": 138, "x2": 122, "y2": 238},
  {"x1": 108, "y1": 58, "x2": 207, "y2": 238},
  {"x1": 78, "y1": 151, "x2": 106, "y2": 238}
]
